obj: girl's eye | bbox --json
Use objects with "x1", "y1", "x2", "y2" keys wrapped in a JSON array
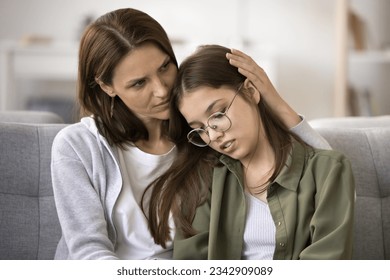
[
  {"x1": 192, "y1": 124, "x2": 206, "y2": 130},
  {"x1": 192, "y1": 125, "x2": 205, "y2": 130},
  {"x1": 211, "y1": 110, "x2": 226, "y2": 119}
]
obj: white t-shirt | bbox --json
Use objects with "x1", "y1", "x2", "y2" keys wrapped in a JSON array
[
  {"x1": 241, "y1": 193, "x2": 276, "y2": 260},
  {"x1": 113, "y1": 144, "x2": 177, "y2": 259}
]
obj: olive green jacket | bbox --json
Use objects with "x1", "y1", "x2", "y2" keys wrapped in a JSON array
[{"x1": 173, "y1": 141, "x2": 355, "y2": 260}]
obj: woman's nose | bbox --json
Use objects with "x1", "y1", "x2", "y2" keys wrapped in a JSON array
[{"x1": 152, "y1": 77, "x2": 168, "y2": 98}]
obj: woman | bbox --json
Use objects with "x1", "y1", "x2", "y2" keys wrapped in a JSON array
[
  {"x1": 148, "y1": 45, "x2": 355, "y2": 259},
  {"x1": 51, "y1": 8, "x2": 330, "y2": 259}
]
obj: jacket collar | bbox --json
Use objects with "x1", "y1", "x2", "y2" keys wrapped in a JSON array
[{"x1": 80, "y1": 116, "x2": 120, "y2": 163}]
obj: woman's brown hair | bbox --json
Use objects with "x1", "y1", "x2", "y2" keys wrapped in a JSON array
[
  {"x1": 78, "y1": 8, "x2": 178, "y2": 147},
  {"x1": 147, "y1": 45, "x2": 305, "y2": 247}
]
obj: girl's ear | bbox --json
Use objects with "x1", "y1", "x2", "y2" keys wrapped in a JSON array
[
  {"x1": 243, "y1": 79, "x2": 260, "y2": 104},
  {"x1": 96, "y1": 78, "x2": 116, "y2": 97}
]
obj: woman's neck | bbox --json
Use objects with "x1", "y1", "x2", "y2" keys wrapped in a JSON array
[{"x1": 135, "y1": 119, "x2": 174, "y2": 155}]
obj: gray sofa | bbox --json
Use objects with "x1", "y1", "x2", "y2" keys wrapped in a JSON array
[
  {"x1": 0, "y1": 118, "x2": 389, "y2": 259},
  {"x1": 315, "y1": 127, "x2": 390, "y2": 259},
  {"x1": 0, "y1": 122, "x2": 66, "y2": 259}
]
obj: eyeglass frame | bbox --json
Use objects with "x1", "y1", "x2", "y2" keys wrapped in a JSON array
[{"x1": 186, "y1": 84, "x2": 243, "y2": 147}]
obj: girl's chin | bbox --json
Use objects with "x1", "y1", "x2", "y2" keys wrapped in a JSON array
[{"x1": 220, "y1": 147, "x2": 243, "y2": 161}]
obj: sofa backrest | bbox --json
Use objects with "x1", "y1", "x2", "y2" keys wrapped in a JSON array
[
  {"x1": 0, "y1": 122, "x2": 67, "y2": 259},
  {"x1": 316, "y1": 127, "x2": 390, "y2": 259},
  {"x1": 0, "y1": 110, "x2": 64, "y2": 124},
  {"x1": 309, "y1": 115, "x2": 390, "y2": 129}
]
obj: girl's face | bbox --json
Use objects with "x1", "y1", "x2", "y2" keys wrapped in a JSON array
[
  {"x1": 101, "y1": 43, "x2": 177, "y2": 121},
  {"x1": 179, "y1": 86, "x2": 262, "y2": 162}
]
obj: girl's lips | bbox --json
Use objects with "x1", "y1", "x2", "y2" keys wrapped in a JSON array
[{"x1": 220, "y1": 139, "x2": 235, "y2": 150}]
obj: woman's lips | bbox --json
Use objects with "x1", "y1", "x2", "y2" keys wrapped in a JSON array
[{"x1": 154, "y1": 101, "x2": 169, "y2": 111}]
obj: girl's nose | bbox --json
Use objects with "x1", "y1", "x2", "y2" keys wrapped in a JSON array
[{"x1": 208, "y1": 128, "x2": 224, "y2": 142}]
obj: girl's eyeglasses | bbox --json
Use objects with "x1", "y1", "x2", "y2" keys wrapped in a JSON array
[{"x1": 187, "y1": 84, "x2": 243, "y2": 147}]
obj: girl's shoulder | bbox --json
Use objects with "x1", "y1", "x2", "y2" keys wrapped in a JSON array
[
  {"x1": 302, "y1": 146, "x2": 353, "y2": 178},
  {"x1": 308, "y1": 147, "x2": 350, "y2": 164}
]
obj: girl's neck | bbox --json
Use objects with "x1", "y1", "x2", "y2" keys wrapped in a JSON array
[
  {"x1": 242, "y1": 135, "x2": 275, "y2": 202},
  {"x1": 241, "y1": 127, "x2": 275, "y2": 170}
]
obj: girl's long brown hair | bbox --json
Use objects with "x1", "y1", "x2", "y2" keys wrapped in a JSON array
[{"x1": 147, "y1": 45, "x2": 308, "y2": 248}]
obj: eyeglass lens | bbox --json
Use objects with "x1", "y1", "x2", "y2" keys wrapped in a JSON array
[
  {"x1": 208, "y1": 112, "x2": 230, "y2": 130},
  {"x1": 188, "y1": 113, "x2": 231, "y2": 146}
]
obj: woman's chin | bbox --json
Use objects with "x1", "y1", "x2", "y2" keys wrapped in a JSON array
[{"x1": 157, "y1": 109, "x2": 170, "y2": 120}]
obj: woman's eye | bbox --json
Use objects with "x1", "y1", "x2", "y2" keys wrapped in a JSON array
[
  {"x1": 160, "y1": 60, "x2": 171, "y2": 72},
  {"x1": 133, "y1": 80, "x2": 145, "y2": 88}
]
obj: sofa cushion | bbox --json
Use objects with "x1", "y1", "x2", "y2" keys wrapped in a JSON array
[
  {"x1": 0, "y1": 123, "x2": 66, "y2": 259},
  {"x1": 316, "y1": 127, "x2": 390, "y2": 259}
]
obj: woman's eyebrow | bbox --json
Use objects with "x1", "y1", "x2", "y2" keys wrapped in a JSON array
[
  {"x1": 124, "y1": 56, "x2": 170, "y2": 87},
  {"x1": 125, "y1": 76, "x2": 145, "y2": 87},
  {"x1": 161, "y1": 55, "x2": 170, "y2": 66}
]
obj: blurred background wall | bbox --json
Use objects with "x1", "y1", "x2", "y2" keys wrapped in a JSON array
[{"x1": 0, "y1": 0, "x2": 388, "y2": 122}]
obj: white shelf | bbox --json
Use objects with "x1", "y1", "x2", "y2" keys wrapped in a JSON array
[
  {"x1": 335, "y1": 0, "x2": 390, "y2": 116},
  {"x1": 0, "y1": 41, "x2": 79, "y2": 110}
]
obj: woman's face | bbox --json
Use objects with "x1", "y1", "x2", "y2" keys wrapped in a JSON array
[
  {"x1": 179, "y1": 86, "x2": 261, "y2": 162},
  {"x1": 105, "y1": 43, "x2": 177, "y2": 121}
]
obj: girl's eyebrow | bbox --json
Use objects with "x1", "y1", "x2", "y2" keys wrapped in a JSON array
[
  {"x1": 187, "y1": 99, "x2": 223, "y2": 127},
  {"x1": 205, "y1": 99, "x2": 222, "y2": 114}
]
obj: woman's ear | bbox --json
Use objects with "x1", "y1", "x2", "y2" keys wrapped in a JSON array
[
  {"x1": 243, "y1": 79, "x2": 260, "y2": 104},
  {"x1": 95, "y1": 78, "x2": 116, "y2": 97}
]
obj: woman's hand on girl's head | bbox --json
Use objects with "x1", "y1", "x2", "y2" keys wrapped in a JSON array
[
  {"x1": 226, "y1": 48, "x2": 301, "y2": 128},
  {"x1": 226, "y1": 48, "x2": 276, "y2": 100}
]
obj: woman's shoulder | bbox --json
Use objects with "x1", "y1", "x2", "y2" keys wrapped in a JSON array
[
  {"x1": 52, "y1": 116, "x2": 105, "y2": 153},
  {"x1": 51, "y1": 117, "x2": 118, "y2": 169},
  {"x1": 55, "y1": 117, "x2": 96, "y2": 141}
]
